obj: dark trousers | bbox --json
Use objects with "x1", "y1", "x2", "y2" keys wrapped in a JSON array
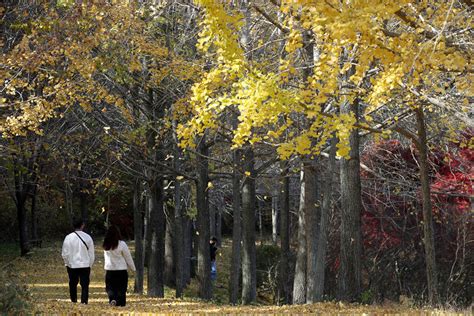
[
  {"x1": 66, "y1": 267, "x2": 90, "y2": 304},
  {"x1": 105, "y1": 270, "x2": 128, "y2": 306}
]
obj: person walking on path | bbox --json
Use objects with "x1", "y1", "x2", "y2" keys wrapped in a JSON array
[
  {"x1": 210, "y1": 237, "x2": 218, "y2": 281},
  {"x1": 103, "y1": 225, "x2": 136, "y2": 307},
  {"x1": 61, "y1": 219, "x2": 95, "y2": 304}
]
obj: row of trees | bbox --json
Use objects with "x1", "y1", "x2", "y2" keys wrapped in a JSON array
[{"x1": 1, "y1": 0, "x2": 472, "y2": 306}]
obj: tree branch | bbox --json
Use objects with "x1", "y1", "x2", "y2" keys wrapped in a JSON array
[{"x1": 251, "y1": 4, "x2": 288, "y2": 34}]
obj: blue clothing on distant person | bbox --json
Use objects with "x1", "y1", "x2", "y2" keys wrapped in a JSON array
[{"x1": 210, "y1": 237, "x2": 218, "y2": 281}]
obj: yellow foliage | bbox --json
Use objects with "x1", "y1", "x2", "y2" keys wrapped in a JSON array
[{"x1": 177, "y1": 0, "x2": 471, "y2": 159}]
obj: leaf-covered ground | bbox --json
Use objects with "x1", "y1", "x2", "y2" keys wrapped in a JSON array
[{"x1": 0, "y1": 241, "x2": 469, "y2": 314}]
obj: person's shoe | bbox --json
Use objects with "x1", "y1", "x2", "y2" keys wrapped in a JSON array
[{"x1": 110, "y1": 300, "x2": 117, "y2": 306}]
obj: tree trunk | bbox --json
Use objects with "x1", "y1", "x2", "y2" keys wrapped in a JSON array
[
  {"x1": 216, "y1": 205, "x2": 222, "y2": 247},
  {"x1": 64, "y1": 179, "x2": 73, "y2": 227},
  {"x1": 415, "y1": 108, "x2": 439, "y2": 305},
  {"x1": 173, "y1": 150, "x2": 185, "y2": 298},
  {"x1": 241, "y1": 146, "x2": 257, "y2": 304},
  {"x1": 239, "y1": 0, "x2": 256, "y2": 304},
  {"x1": 338, "y1": 100, "x2": 362, "y2": 301},
  {"x1": 13, "y1": 157, "x2": 29, "y2": 256},
  {"x1": 196, "y1": 137, "x2": 212, "y2": 300},
  {"x1": 314, "y1": 136, "x2": 337, "y2": 301},
  {"x1": 133, "y1": 179, "x2": 144, "y2": 294},
  {"x1": 17, "y1": 198, "x2": 29, "y2": 256},
  {"x1": 164, "y1": 204, "x2": 175, "y2": 287},
  {"x1": 304, "y1": 159, "x2": 321, "y2": 303},
  {"x1": 210, "y1": 203, "x2": 216, "y2": 238},
  {"x1": 279, "y1": 162, "x2": 291, "y2": 304},
  {"x1": 191, "y1": 219, "x2": 198, "y2": 279},
  {"x1": 292, "y1": 166, "x2": 307, "y2": 304},
  {"x1": 229, "y1": 149, "x2": 242, "y2": 305},
  {"x1": 78, "y1": 169, "x2": 88, "y2": 224},
  {"x1": 30, "y1": 185, "x2": 38, "y2": 240},
  {"x1": 183, "y1": 215, "x2": 193, "y2": 284},
  {"x1": 144, "y1": 194, "x2": 152, "y2": 268},
  {"x1": 79, "y1": 192, "x2": 87, "y2": 224},
  {"x1": 271, "y1": 189, "x2": 278, "y2": 245},
  {"x1": 147, "y1": 179, "x2": 165, "y2": 297}
]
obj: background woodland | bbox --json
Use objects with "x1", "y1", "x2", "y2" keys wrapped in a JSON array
[{"x1": 0, "y1": 0, "x2": 472, "y2": 311}]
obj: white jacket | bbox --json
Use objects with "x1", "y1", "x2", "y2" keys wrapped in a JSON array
[
  {"x1": 104, "y1": 240, "x2": 136, "y2": 271},
  {"x1": 61, "y1": 231, "x2": 95, "y2": 268}
]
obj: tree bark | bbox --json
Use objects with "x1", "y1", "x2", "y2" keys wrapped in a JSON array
[
  {"x1": 271, "y1": 189, "x2": 278, "y2": 245},
  {"x1": 191, "y1": 219, "x2": 198, "y2": 279},
  {"x1": 133, "y1": 179, "x2": 144, "y2": 294},
  {"x1": 78, "y1": 168, "x2": 88, "y2": 224},
  {"x1": 147, "y1": 179, "x2": 165, "y2": 297},
  {"x1": 144, "y1": 193, "x2": 152, "y2": 268},
  {"x1": 314, "y1": 136, "x2": 337, "y2": 301},
  {"x1": 278, "y1": 162, "x2": 291, "y2": 304},
  {"x1": 292, "y1": 166, "x2": 307, "y2": 304},
  {"x1": 239, "y1": 0, "x2": 256, "y2": 305},
  {"x1": 12, "y1": 140, "x2": 41, "y2": 255},
  {"x1": 196, "y1": 137, "x2": 212, "y2": 300},
  {"x1": 415, "y1": 108, "x2": 439, "y2": 305},
  {"x1": 338, "y1": 100, "x2": 362, "y2": 301},
  {"x1": 79, "y1": 191, "x2": 87, "y2": 224},
  {"x1": 210, "y1": 203, "x2": 216, "y2": 238},
  {"x1": 16, "y1": 198, "x2": 29, "y2": 256},
  {"x1": 241, "y1": 146, "x2": 257, "y2": 304},
  {"x1": 30, "y1": 184, "x2": 38, "y2": 240},
  {"x1": 13, "y1": 155, "x2": 30, "y2": 256},
  {"x1": 229, "y1": 149, "x2": 242, "y2": 304},
  {"x1": 164, "y1": 203, "x2": 175, "y2": 287},
  {"x1": 304, "y1": 159, "x2": 321, "y2": 303},
  {"x1": 173, "y1": 144, "x2": 185, "y2": 297},
  {"x1": 216, "y1": 204, "x2": 222, "y2": 247},
  {"x1": 183, "y1": 214, "x2": 193, "y2": 284}
]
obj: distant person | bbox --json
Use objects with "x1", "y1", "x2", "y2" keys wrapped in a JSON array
[
  {"x1": 103, "y1": 225, "x2": 136, "y2": 306},
  {"x1": 210, "y1": 237, "x2": 218, "y2": 281},
  {"x1": 61, "y1": 219, "x2": 95, "y2": 304}
]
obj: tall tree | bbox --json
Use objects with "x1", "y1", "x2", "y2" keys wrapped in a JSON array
[
  {"x1": 229, "y1": 148, "x2": 242, "y2": 304},
  {"x1": 133, "y1": 179, "x2": 144, "y2": 294},
  {"x1": 241, "y1": 145, "x2": 257, "y2": 304},
  {"x1": 304, "y1": 159, "x2": 321, "y2": 303},
  {"x1": 292, "y1": 166, "x2": 307, "y2": 304},
  {"x1": 314, "y1": 136, "x2": 338, "y2": 300},
  {"x1": 414, "y1": 107, "x2": 439, "y2": 304},
  {"x1": 196, "y1": 136, "x2": 212, "y2": 300},
  {"x1": 338, "y1": 100, "x2": 363, "y2": 301},
  {"x1": 278, "y1": 162, "x2": 291, "y2": 304}
]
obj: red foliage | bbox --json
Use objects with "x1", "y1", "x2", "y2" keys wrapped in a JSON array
[
  {"x1": 361, "y1": 136, "x2": 472, "y2": 251},
  {"x1": 431, "y1": 142, "x2": 473, "y2": 217},
  {"x1": 361, "y1": 139, "x2": 418, "y2": 250},
  {"x1": 358, "y1": 136, "x2": 472, "y2": 302}
]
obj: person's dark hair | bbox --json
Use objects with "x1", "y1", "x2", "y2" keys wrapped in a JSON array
[
  {"x1": 73, "y1": 218, "x2": 85, "y2": 230},
  {"x1": 210, "y1": 236, "x2": 218, "y2": 243},
  {"x1": 103, "y1": 225, "x2": 121, "y2": 251}
]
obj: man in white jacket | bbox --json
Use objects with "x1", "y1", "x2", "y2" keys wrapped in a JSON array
[{"x1": 61, "y1": 219, "x2": 95, "y2": 304}]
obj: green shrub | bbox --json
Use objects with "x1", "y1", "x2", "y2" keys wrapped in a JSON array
[
  {"x1": 0, "y1": 270, "x2": 30, "y2": 313},
  {"x1": 360, "y1": 289, "x2": 374, "y2": 304}
]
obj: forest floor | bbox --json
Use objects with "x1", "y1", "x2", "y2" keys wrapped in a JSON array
[{"x1": 0, "y1": 240, "x2": 470, "y2": 315}]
